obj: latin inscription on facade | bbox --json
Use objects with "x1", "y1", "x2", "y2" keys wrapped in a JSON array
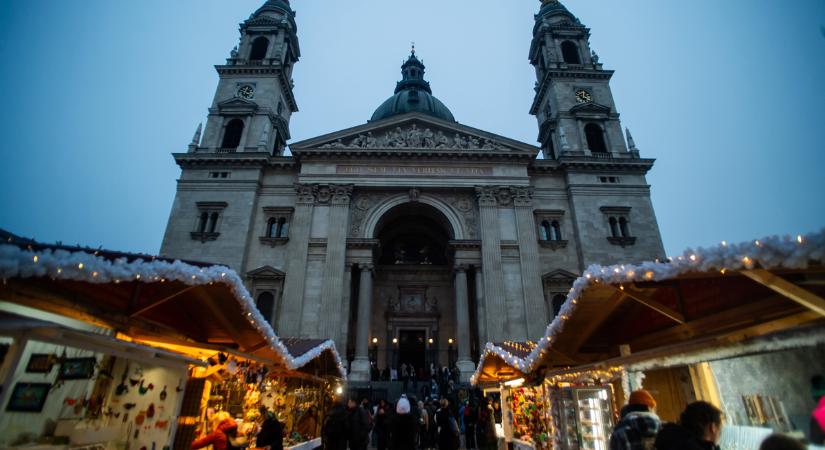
[{"x1": 336, "y1": 165, "x2": 493, "y2": 177}]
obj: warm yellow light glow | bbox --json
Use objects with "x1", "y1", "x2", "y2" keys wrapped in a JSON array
[
  {"x1": 504, "y1": 378, "x2": 525, "y2": 387},
  {"x1": 78, "y1": 263, "x2": 84, "y2": 269},
  {"x1": 335, "y1": 386, "x2": 343, "y2": 395},
  {"x1": 428, "y1": 338, "x2": 433, "y2": 344},
  {"x1": 392, "y1": 338, "x2": 398, "y2": 344},
  {"x1": 372, "y1": 337, "x2": 378, "y2": 344},
  {"x1": 797, "y1": 235, "x2": 803, "y2": 244},
  {"x1": 33, "y1": 255, "x2": 38, "y2": 263},
  {"x1": 448, "y1": 338, "x2": 454, "y2": 344}
]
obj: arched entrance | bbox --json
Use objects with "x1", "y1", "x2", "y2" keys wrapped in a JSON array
[
  {"x1": 371, "y1": 203, "x2": 457, "y2": 374},
  {"x1": 348, "y1": 200, "x2": 479, "y2": 382}
]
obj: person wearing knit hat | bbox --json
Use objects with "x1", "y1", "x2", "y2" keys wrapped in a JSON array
[{"x1": 609, "y1": 389, "x2": 661, "y2": 450}]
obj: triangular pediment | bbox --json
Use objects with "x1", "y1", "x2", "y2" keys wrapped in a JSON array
[
  {"x1": 246, "y1": 265, "x2": 285, "y2": 280},
  {"x1": 542, "y1": 269, "x2": 578, "y2": 283},
  {"x1": 290, "y1": 112, "x2": 538, "y2": 155},
  {"x1": 217, "y1": 97, "x2": 259, "y2": 112},
  {"x1": 569, "y1": 102, "x2": 611, "y2": 115}
]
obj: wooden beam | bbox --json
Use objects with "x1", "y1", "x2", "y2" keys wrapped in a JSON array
[
  {"x1": 561, "y1": 290, "x2": 627, "y2": 355},
  {"x1": 196, "y1": 289, "x2": 249, "y2": 350},
  {"x1": 614, "y1": 286, "x2": 685, "y2": 324},
  {"x1": 742, "y1": 269, "x2": 825, "y2": 317},
  {"x1": 129, "y1": 285, "x2": 196, "y2": 318}
]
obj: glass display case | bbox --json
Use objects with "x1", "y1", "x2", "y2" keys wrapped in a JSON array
[{"x1": 552, "y1": 386, "x2": 615, "y2": 450}]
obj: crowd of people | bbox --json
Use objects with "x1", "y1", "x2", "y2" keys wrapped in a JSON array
[
  {"x1": 609, "y1": 388, "x2": 824, "y2": 450},
  {"x1": 369, "y1": 362, "x2": 462, "y2": 397},
  {"x1": 322, "y1": 390, "x2": 501, "y2": 450}
]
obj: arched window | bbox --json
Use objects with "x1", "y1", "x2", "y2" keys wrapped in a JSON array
[
  {"x1": 609, "y1": 217, "x2": 619, "y2": 238},
  {"x1": 256, "y1": 291, "x2": 275, "y2": 323},
  {"x1": 585, "y1": 123, "x2": 608, "y2": 153},
  {"x1": 249, "y1": 37, "x2": 269, "y2": 61},
  {"x1": 221, "y1": 119, "x2": 244, "y2": 150},
  {"x1": 277, "y1": 217, "x2": 288, "y2": 237},
  {"x1": 198, "y1": 212, "x2": 209, "y2": 233},
  {"x1": 208, "y1": 212, "x2": 219, "y2": 233},
  {"x1": 551, "y1": 221, "x2": 562, "y2": 241},
  {"x1": 561, "y1": 41, "x2": 581, "y2": 64},
  {"x1": 540, "y1": 221, "x2": 552, "y2": 240},
  {"x1": 267, "y1": 218, "x2": 278, "y2": 238},
  {"x1": 619, "y1": 217, "x2": 630, "y2": 238},
  {"x1": 552, "y1": 294, "x2": 566, "y2": 318}
]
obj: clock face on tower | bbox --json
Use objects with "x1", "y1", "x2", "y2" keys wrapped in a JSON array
[
  {"x1": 575, "y1": 89, "x2": 593, "y2": 104},
  {"x1": 236, "y1": 85, "x2": 255, "y2": 100}
]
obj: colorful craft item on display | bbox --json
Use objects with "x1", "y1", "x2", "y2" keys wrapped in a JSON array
[
  {"x1": 130, "y1": 378, "x2": 140, "y2": 387},
  {"x1": 124, "y1": 403, "x2": 137, "y2": 410},
  {"x1": 155, "y1": 420, "x2": 169, "y2": 429},
  {"x1": 135, "y1": 411, "x2": 146, "y2": 425},
  {"x1": 159, "y1": 386, "x2": 167, "y2": 401},
  {"x1": 116, "y1": 365, "x2": 129, "y2": 395},
  {"x1": 147, "y1": 403, "x2": 155, "y2": 418},
  {"x1": 138, "y1": 380, "x2": 154, "y2": 395}
]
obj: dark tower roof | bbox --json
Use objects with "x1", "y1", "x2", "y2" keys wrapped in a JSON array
[{"x1": 370, "y1": 48, "x2": 456, "y2": 123}]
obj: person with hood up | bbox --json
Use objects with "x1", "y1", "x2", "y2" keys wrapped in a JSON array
[
  {"x1": 392, "y1": 395, "x2": 420, "y2": 450},
  {"x1": 322, "y1": 400, "x2": 349, "y2": 450},
  {"x1": 609, "y1": 390, "x2": 661, "y2": 450},
  {"x1": 255, "y1": 406, "x2": 284, "y2": 450},
  {"x1": 191, "y1": 411, "x2": 240, "y2": 450},
  {"x1": 654, "y1": 401, "x2": 723, "y2": 450}
]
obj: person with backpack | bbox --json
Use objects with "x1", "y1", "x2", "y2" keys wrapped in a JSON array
[
  {"x1": 436, "y1": 398, "x2": 460, "y2": 450},
  {"x1": 609, "y1": 389, "x2": 660, "y2": 450},
  {"x1": 322, "y1": 401, "x2": 349, "y2": 450}
]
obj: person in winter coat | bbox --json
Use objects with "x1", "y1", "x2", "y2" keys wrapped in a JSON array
[
  {"x1": 392, "y1": 396, "x2": 420, "y2": 450},
  {"x1": 418, "y1": 400, "x2": 430, "y2": 449},
  {"x1": 609, "y1": 390, "x2": 661, "y2": 450},
  {"x1": 255, "y1": 407, "x2": 284, "y2": 450},
  {"x1": 191, "y1": 412, "x2": 239, "y2": 450},
  {"x1": 436, "y1": 398, "x2": 460, "y2": 450},
  {"x1": 758, "y1": 434, "x2": 806, "y2": 450},
  {"x1": 373, "y1": 401, "x2": 392, "y2": 450},
  {"x1": 655, "y1": 401, "x2": 723, "y2": 450},
  {"x1": 464, "y1": 399, "x2": 478, "y2": 450},
  {"x1": 476, "y1": 398, "x2": 497, "y2": 450},
  {"x1": 322, "y1": 401, "x2": 349, "y2": 450},
  {"x1": 347, "y1": 398, "x2": 372, "y2": 450}
]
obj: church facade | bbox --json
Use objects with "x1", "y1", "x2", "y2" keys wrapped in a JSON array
[{"x1": 160, "y1": 0, "x2": 666, "y2": 381}]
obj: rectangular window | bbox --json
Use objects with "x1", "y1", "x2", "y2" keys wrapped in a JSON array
[{"x1": 259, "y1": 207, "x2": 294, "y2": 246}]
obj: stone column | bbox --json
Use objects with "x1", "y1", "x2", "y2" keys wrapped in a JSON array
[
  {"x1": 454, "y1": 265, "x2": 476, "y2": 382},
  {"x1": 277, "y1": 184, "x2": 315, "y2": 337},
  {"x1": 317, "y1": 185, "x2": 353, "y2": 340},
  {"x1": 337, "y1": 263, "x2": 354, "y2": 356},
  {"x1": 350, "y1": 263, "x2": 374, "y2": 381},
  {"x1": 475, "y1": 186, "x2": 506, "y2": 341},
  {"x1": 512, "y1": 187, "x2": 548, "y2": 339},
  {"x1": 474, "y1": 267, "x2": 487, "y2": 346}
]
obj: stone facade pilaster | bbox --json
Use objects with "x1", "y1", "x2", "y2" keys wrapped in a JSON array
[
  {"x1": 475, "y1": 186, "x2": 506, "y2": 341},
  {"x1": 350, "y1": 263, "x2": 374, "y2": 381},
  {"x1": 474, "y1": 267, "x2": 487, "y2": 347},
  {"x1": 454, "y1": 265, "x2": 475, "y2": 381},
  {"x1": 277, "y1": 183, "x2": 315, "y2": 336},
  {"x1": 317, "y1": 185, "x2": 354, "y2": 340},
  {"x1": 512, "y1": 186, "x2": 548, "y2": 338}
]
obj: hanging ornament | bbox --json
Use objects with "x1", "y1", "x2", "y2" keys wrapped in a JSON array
[
  {"x1": 159, "y1": 386, "x2": 167, "y2": 401},
  {"x1": 147, "y1": 403, "x2": 155, "y2": 419}
]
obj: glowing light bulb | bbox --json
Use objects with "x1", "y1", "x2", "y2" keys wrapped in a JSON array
[{"x1": 33, "y1": 255, "x2": 38, "y2": 263}]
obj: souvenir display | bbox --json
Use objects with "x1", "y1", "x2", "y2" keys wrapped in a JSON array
[
  {"x1": 506, "y1": 386, "x2": 551, "y2": 449},
  {"x1": 551, "y1": 386, "x2": 614, "y2": 450}
]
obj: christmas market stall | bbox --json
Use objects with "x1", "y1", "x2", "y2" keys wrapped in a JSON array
[
  {"x1": 0, "y1": 233, "x2": 345, "y2": 450},
  {"x1": 512, "y1": 230, "x2": 825, "y2": 449},
  {"x1": 471, "y1": 341, "x2": 553, "y2": 450}
]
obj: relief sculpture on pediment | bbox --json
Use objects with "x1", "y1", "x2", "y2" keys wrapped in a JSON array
[{"x1": 320, "y1": 125, "x2": 509, "y2": 151}]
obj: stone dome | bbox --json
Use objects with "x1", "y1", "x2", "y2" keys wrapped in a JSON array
[{"x1": 370, "y1": 50, "x2": 456, "y2": 123}]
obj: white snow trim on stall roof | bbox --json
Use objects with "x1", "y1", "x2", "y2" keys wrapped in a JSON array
[
  {"x1": 470, "y1": 342, "x2": 532, "y2": 385},
  {"x1": 0, "y1": 245, "x2": 347, "y2": 379},
  {"x1": 471, "y1": 229, "x2": 825, "y2": 384}
]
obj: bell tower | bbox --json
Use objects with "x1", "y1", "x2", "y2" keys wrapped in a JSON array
[
  {"x1": 529, "y1": 0, "x2": 638, "y2": 159},
  {"x1": 191, "y1": 0, "x2": 300, "y2": 155}
]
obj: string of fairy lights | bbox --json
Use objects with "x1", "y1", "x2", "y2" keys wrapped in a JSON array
[{"x1": 0, "y1": 242, "x2": 348, "y2": 379}]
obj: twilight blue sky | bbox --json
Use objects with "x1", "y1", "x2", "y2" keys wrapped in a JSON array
[{"x1": 0, "y1": 1, "x2": 823, "y2": 257}]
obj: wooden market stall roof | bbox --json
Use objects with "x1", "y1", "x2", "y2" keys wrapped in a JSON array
[
  {"x1": 472, "y1": 341, "x2": 536, "y2": 385},
  {"x1": 472, "y1": 230, "x2": 825, "y2": 380},
  {"x1": 280, "y1": 338, "x2": 346, "y2": 379},
  {"x1": 0, "y1": 232, "x2": 344, "y2": 379}
]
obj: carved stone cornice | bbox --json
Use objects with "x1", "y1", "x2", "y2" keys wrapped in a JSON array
[
  {"x1": 294, "y1": 183, "x2": 316, "y2": 205},
  {"x1": 346, "y1": 238, "x2": 381, "y2": 250},
  {"x1": 475, "y1": 186, "x2": 534, "y2": 207},
  {"x1": 294, "y1": 183, "x2": 354, "y2": 206},
  {"x1": 330, "y1": 184, "x2": 354, "y2": 205}
]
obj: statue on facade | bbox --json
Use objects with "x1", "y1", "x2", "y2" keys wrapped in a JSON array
[
  {"x1": 453, "y1": 133, "x2": 467, "y2": 149},
  {"x1": 435, "y1": 131, "x2": 450, "y2": 149},
  {"x1": 591, "y1": 50, "x2": 600, "y2": 64},
  {"x1": 406, "y1": 124, "x2": 423, "y2": 147},
  {"x1": 394, "y1": 243, "x2": 407, "y2": 264},
  {"x1": 469, "y1": 137, "x2": 481, "y2": 149},
  {"x1": 391, "y1": 128, "x2": 406, "y2": 147},
  {"x1": 364, "y1": 132, "x2": 377, "y2": 148},
  {"x1": 422, "y1": 128, "x2": 435, "y2": 148},
  {"x1": 230, "y1": 46, "x2": 239, "y2": 59},
  {"x1": 425, "y1": 295, "x2": 438, "y2": 312}
]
